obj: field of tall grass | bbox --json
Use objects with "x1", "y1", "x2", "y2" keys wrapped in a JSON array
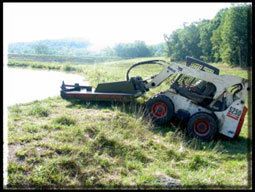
[{"x1": 6, "y1": 55, "x2": 251, "y2": 189}]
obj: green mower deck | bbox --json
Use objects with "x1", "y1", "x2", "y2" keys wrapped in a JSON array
[{"x1": 60, "y1": 81, "x2": 137, "y2": 102}]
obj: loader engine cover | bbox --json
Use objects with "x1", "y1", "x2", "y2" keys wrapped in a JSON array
[{"x1": 215, "y1": 100, "x2": 248, "y2": 138}]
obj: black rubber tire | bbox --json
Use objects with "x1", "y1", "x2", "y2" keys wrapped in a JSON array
[
  {"x1": 145, "y1": 94, "x2": 174, "y2": 126},
  {"x1": 186, "y1": 112, "x2": 218, "y2": 141}
]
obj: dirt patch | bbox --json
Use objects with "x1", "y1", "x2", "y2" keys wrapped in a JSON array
[{"x1": 8, "y1": 144, "x2": 24, "y2": 163}]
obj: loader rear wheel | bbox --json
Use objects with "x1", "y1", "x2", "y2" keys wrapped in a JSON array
[
  {"x1": 145, "y1": 95, "x2": 174, "y2": 126},
  {"x1": 187, "y1": 112, "x2": 218, "y2": 141}
]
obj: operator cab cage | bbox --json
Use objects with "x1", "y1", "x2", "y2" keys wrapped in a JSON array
[
  {"x1": 185, "y1": 56, "x2": 220, "y2": 75},
  {"x1": 170, "y1": 57, "x2": 220, "y2": 107}
]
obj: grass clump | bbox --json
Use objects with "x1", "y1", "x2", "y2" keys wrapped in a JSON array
[
  {"x1": 7, "y1": 162, "x2": 30, "y2": 187},
  {"x1": 53, "y1": 115, "x2": 76, "y2": 126},
  {"x1": 28, "y1": 103, "x2": 49, "y2": 117},
  {"x1": 29, "y1": 163, "x2": 70, "y2": 187},
  {"x1": 188, "y1": 155, "x2": 210, "y2": 170},
  {"x1": 23, "y1": 123, "x2": 39, "y2": 133},
  {"x1": 9, "y1": 132, "x2": 47, "y2": 144},
  {"x1": 15, "y1": 147, "x2": 37, "y2": 160},
  {"x1": 8, "y1": 162, "x2": 30, "y2": 173}
]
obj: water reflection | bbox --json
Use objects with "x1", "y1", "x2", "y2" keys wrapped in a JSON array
[{"x1": 4, "y1": 67, "x2": 87, "y2": 106}]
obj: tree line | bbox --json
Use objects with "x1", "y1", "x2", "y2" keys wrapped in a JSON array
[
  {"x1": 101, "y1": 41, "x2": 165, "y2": 58},
  {"x1": 8, "y1": 39, "x2": 165, "y2": 59},
  {"x1": 164, "y1": 4, "x2": 252, "y2": 68}
]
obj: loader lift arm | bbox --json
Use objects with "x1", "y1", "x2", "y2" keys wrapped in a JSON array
[{"x1": 135, "y1": 57, "x2": 248, "y2": 102}]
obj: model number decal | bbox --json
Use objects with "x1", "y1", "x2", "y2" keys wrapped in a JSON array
[{"x1": 227, "y1": 107, "x2": 241, "y2": 120}]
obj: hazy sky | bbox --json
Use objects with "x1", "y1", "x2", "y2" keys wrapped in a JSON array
[{"x1": 4, "y1": 3, "x2": 237, "y2": 51}]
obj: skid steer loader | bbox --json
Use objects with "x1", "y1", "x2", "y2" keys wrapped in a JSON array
[{"x1": 61, "y1": 56, "x2": 250, "y2": 141}]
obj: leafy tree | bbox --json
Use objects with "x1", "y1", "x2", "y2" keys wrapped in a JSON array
[
  {"x1": 165, "y1": 4, "x2": 251, "y2": 68},
  {"x1": 210, "y1": 8, "x2": 228, "y2": 62},
  {"x1": 198, "y1": 19, "x2": 222, "y2": 62},
  {"x1": 114, "y1": 41, "x2": 152, "y2": 58},
  {"x1": 149, "y1": 43, "x2": 167, "y2": 57},
  {"x1": 219, "y1": 4, "x2": 251, "y2": 67},
  {"x1": 165, "y1": 29, "x2": 186, "y2": 60},
  {"x1": 33, "y1": 44, "x2": 51, "y2": 55},
  {"x1": 165, "y1": 23, "x2": 202, "y2": 61}
]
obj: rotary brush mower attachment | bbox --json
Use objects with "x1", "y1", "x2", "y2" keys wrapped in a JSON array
[
  {"x1": 60, "y1": 81, "x2": 136, "y2": 102},
  {"x1": 60, "y1": 60, "x2": 167, "y2": 103}
]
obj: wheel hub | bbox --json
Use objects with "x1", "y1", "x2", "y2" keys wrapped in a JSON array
[
  {"x1": 194, "y1": 119, "x2": 210, "y2": 136},
  {"x1": 151, "y1": 102, "x2": 168, "y2": 118}
]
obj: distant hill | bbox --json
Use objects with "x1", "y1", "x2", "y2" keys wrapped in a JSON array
[{"x1": 8, "y1": 39, "x2": 91, "y2": 57}]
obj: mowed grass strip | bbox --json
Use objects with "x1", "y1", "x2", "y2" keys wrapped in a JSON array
[{"x1": 7, "y1": 57, "x2": 251, "y2": 189}]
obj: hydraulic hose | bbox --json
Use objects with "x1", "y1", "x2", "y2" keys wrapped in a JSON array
[{"x1": 126, "y1": 60, "x2": 169, "y2": 81}]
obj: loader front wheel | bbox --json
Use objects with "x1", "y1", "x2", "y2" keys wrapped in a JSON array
[
  {"x1": 145, "y1": 95, "x2": 174, "y2": 126},
  {"x1": 187, "y1": 112, "x2": 218, "y2": 141}
]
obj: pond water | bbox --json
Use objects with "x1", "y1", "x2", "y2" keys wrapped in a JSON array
[{"x1": 4, "y1": 67, "x2": 88, "y2": 106}]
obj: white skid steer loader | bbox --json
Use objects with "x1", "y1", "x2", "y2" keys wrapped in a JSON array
[
  {"x1": 141, "y1": 57, "x2": 250, "y2": 141},
  {"x1": 61, "y1": 56, "x2": 250, "y2": 141}
]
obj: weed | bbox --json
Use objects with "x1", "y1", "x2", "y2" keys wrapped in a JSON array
[
  {"x1": 28, "y1": 103, "x2": 49, "y2": 117},
  {"x1": 23, "y1": 123, "x2": 39, "y2": 133},
  {"x1": 188, "y1": 155, "x2": 210, "y2": 170},
  {"x1": 53, "y1": 115, "x2": 76, "y2": 126}
]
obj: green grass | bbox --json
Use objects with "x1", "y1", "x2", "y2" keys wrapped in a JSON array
[
  {"x1": 8, "y1": 53, "x2": 121, "y2": 64},
  {"x1": 8, "y1": 59, "x2": 80, "y2": 71},
  {"x1": 7, "y1": 56, "x2": 251, "y2": 189}
]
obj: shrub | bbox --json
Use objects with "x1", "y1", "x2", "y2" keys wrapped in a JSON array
[{"x1": 62, "y1": 65, "x2": 76, "y2": 72}]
